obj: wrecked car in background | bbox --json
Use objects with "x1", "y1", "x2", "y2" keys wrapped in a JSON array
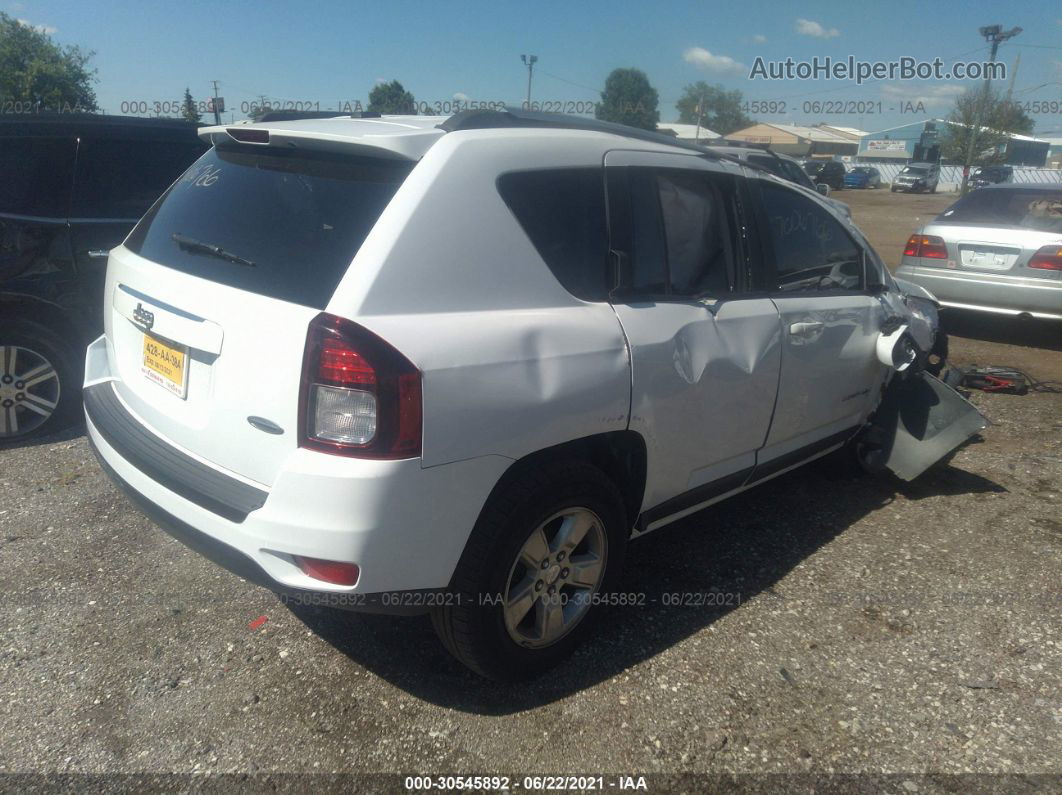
[{"x1": 82, "y1": 108, "x2": 986, "y2": 681}]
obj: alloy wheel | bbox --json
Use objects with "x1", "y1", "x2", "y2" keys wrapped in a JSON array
[
  {"x1": 0, "y1": 345, "x2": 61, "y2": 438},
  {"x1": 502, "y1": 507, "x2": 607, "y2": 649}
]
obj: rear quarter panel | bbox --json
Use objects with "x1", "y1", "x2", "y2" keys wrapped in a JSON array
[{"x1": 327, "y1": 130, "x2": 634, "y2": 468}]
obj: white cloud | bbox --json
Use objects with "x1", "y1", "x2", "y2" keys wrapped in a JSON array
[
  {"x1": 453, "y1": 92, "x2": 470, "y2": 101},
  {"x1": 795, "y1": 18, "x2": 840, "y2": 39},
  {"x1": 17, "y1": 18, "x2": 57, "y2": 34},
  {"x1": 752, "y1": 34, "x2": 767, "y2": 44},
  {"x1": 881, "y1": 83, "x2": 966, "y2": 108},
  {"x1": 683, "y1": 46, "x2": 745, "y2": 74}
]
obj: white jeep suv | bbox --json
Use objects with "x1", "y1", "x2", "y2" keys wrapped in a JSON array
[{"x1": 84, "y1": 109, "x2": 979, "y2": 680}]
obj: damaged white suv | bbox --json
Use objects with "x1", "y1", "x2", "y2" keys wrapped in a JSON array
[{"x1": 84, "y1": 109, "x2": 984, "y2": 680}]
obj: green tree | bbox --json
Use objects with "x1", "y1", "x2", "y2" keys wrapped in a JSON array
[
  {"x1": 181, "y1": 87, "x2": 201, "y2": 123},
  {"x1": 368, "y1": 80, "x2": 416, "y2": 114},
  {"x1": 595, "y1": 68, "x2": 659, "y2": 130},
  {"x1": 941, "y1": 85, "x2": 1034, "y2": 181},
  {"x1": 675, "y1": 81, "x2": 752, "y2": 136},
  {"x1": 0, "y1": 12, "x2": 98, "y2": 111}
]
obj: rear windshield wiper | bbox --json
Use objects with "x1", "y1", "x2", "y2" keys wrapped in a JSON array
[{"x1": 171, "y1": 233, "x2": 256, "y2": 268}]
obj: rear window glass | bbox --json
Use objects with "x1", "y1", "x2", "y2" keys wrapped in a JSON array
[
  {"x1": 0, "y1": 137, "x2": 77, "y2": 217},
  {"x1": 496, "y1": 168, "x2": 608, "y2": 302},
  {"x1": 936, "y1": 189, "x2": 1062, "y2": 233},
  {"x1": 125, "y1": 146, "x2": 412, "y2": 308}
]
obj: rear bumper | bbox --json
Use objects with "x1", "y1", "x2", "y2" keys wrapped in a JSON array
[
  {"x1": 84, "y1": 334, "x2": 512, "y2": 605},
  {"x1": 895, "y1": 262, "x2": 1062, "y2": 320}
]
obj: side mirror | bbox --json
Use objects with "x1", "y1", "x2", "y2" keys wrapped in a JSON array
[{"x1": 816, "y1": 183, "x2": 830, "y2": 197}]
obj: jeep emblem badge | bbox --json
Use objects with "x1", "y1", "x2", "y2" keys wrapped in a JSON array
[{"x1": 133, "y1": 302, "x2": 155, "y2": 331}]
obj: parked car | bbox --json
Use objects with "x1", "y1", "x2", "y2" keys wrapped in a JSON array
[
  {"x1": 83, "y1": 108, "x2": 982, "y2": 680},
  {"x1": 703, "y1": 144, "x2": 851, "y2": 215},
  {"x1": 891, "y1": 162, "x2": 940, "y2": 193},
  {"x1": 896, "y1": 183, "x2": 1062, "y2": 320},
  {"x1": 844, "y1": 166, "x2": 881, "y2": 190},
  {"x1": 0, "y1": 114, "x2": 206, "y2": 442},
  {"x1": 970, "y1": 165, "x2": 1014, "y2": 190},
  {"x1": 803, "y1": 159, "x2": 846, "y2": 191}
]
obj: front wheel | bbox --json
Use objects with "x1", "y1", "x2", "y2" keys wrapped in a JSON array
[{"x1": 431, "y1": 461, "x2": 628, "y2": 680}]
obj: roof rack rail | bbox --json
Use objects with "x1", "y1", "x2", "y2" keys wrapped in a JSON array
[
  {"x1": 438, "y1": 107, "x2": 721, "y2": 158},
  {"x1": 716, "y1": 139, "x2": 771, "y2": 151},
  {"x1": 255, "y1": 110, "x2": 382, "y2": 122}
]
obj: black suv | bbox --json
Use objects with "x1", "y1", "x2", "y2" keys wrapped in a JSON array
[
  {"x1": 802, "y1": 159, "x2": 846, "y2": 191},
  {"x1": 1, "y1": 114, "x2": 205, "y2": 442},
  {"x1": 970, "y1": 165, "x2": 1014, "y2": 190}
]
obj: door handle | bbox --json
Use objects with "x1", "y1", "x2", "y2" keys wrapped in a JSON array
[
  {"x1": 789, "y1": 321, "x2": 824, "y2": 337},
  {"x1": 87, "y1": 249, "x2": 110, "y2": 259}
]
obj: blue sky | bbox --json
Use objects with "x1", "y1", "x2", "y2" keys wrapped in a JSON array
[{"x1": 9, "y1": 0, "x2": 1062, "y2": 134}]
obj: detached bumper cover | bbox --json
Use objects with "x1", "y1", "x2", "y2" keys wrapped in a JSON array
[{"x1": 871, "y1": 372, "x2": 988, "y2": 481}]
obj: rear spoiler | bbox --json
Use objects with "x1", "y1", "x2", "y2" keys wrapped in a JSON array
[{"x1": 197, "y1": 123, "x2": 444, "y2": 161}]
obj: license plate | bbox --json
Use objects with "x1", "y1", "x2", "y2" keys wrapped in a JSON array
[
  {"x1": 960, "y1": 246, "x2": 1018, "y2": 271},
  {"x1": 141, "y1": 332, "x2": 188, "y2": 398}
]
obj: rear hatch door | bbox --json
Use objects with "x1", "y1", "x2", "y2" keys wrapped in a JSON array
[{"x1": 104, "y1": 141, "x2": 413, "y2": 486}]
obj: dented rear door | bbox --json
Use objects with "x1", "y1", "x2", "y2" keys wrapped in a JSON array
[{"x1": 603, "y1": 151, "x2": 782, "y2": 517}]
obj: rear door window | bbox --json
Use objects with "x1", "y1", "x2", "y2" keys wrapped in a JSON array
[
  {"x1": 617, "y1": 167, "x2": 740, "y2": 298},
  {"x1": 0, "y1": 137, "x2": 77, "y2": 218},
  {"x1": 71, "y1": 137, "x2": 207, "y2": 220},
  {"x1": 125, "y1": 146, "x2": 412, "y2": 308}
]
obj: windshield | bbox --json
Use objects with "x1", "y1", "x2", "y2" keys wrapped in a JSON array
[
  {"x1": 936, "y1": 189, "x2": 1062, "y2": 232},
  {"x1": 851, "y1": 167, "x2": 871, "y2": 174},
  {"x1": 124, "y1": 146, "x2": 412, "y2": 308},
  {"x1": 901, "y1": 166, "x2": 927, "y2": 175},
  {"x1": 803, "y1": 162, "x2": 824, "y2": 174}
]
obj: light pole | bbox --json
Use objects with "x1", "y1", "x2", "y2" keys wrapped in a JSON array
[
  {"x1": 521, "y1": 54, "x2": 538, "y2": 110},
  {"x1": 961, "y1": 24, "x2": 1021, "y2": 192}
]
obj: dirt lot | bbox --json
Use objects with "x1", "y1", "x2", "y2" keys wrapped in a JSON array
[{"x1": 1, "y1": 188, "x2": 1059, "y2": 790}]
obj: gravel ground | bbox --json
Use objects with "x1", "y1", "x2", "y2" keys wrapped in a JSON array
[{"x1": 1, "y1": 189, "x2": 1060, "y2": 790}]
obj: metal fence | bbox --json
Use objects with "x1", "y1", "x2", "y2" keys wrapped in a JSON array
[{"x1": 854, "y1": 163, "x2": 1062, "y2": 191}]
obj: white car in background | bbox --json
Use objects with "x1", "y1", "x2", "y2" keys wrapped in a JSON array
[{"x1": 83, "y1": 109, "x2": 983, "y2": 680}]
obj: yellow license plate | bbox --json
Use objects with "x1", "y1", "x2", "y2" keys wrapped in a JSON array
[{"x1": 141, "y1": 333, "x2": 188, "y2": 398}]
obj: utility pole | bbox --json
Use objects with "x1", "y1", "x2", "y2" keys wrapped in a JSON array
[
  {"x1": 1005, "y1": 51, "x2": 1021, "y2": 104},
  {"x1": 211, "y1": 80, "x2": 222, "y2": 125},
  {"x1": 694, "y1": 87, "x2": 706, "y2": 142},
  {"x1": 960, "y1": 24, "x2": 1022, "y2": 193},
  {"x1": 521, "y1": 54, "x2": 538, "y2": 109}
]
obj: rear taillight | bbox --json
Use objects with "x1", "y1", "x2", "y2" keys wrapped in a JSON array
[
  {"x1": 299, "y1": 313, "x2": 422, "y2": 459},
  {"x1": 1028, "y1": 245, "x2": 1062, "y2": 271},
  {"x1": 903, "y1": 234, "x2": 947, "y2": 259}
]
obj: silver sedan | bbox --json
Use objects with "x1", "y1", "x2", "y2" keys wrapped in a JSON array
[{"x1": 895, "y1": 183, "x2": 1062, "y2": 320}]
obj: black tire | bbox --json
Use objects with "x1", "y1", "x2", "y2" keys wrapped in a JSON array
[
  {"x1": 0, "y1": 318, "x2": 81, "y2": 444},
  {"x1": 431, "y1": 460, "x2": 628, "y2": 680},
  {"x1": 890, "y1": 187, "x2": 897, "y2": 193}
]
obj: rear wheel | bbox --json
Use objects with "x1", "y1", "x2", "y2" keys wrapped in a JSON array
[
  {"x1": 0, "y1": 319, "x2": 79, "y2": 443},
  {"x1": 431, "y1": 461, "x2": 627, "y2": 680}
]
